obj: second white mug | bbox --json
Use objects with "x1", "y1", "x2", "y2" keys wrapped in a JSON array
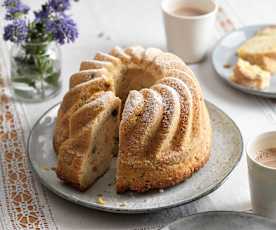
[
  {"x1": 161, "y1": 0, "x2": 217, "y2": 64},
  {"x1": 247, "y1": 131, "x2": 276, "y2": 219}
]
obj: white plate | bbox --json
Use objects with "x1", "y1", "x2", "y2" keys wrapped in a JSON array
[
  {"x1": 27, "y1": 101, "x2": 243, "y2": 213},
  {"x1": 212, "y1": 24, "x2": 276, "y2": 98},
  {"x1": 161, "y1": 211, "x2": 276, "y2": 230}
]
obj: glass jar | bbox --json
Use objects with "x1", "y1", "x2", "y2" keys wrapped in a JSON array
[{"x1": 10, "y1": 42, "x2": 61, "y2": 102}]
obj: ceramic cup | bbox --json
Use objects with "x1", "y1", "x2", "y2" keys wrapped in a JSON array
[
  {"x1": 161, "y1": 0, "x2": 217, "y2": 64},
  {"x1": 247, "y1": 131, "x2": 276, "y2": 219}
]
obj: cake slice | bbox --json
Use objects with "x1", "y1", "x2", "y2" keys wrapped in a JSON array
[
  {"x1": 237, "y1": 35, "x2": 276, "y2": 73},
  {"x1": 56, "y1": 92, "x2": 121, "y2": 191},
  {"x1": 231, "y1": 58, "x2": 271, "y2": 90}
]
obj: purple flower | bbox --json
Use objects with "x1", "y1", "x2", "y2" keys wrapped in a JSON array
[
  {"x1": 3, "y1": 19, "x2": 28, "y2": 43},
  {"x1": 3, "y1": 0, "x2": 79, "y2": 45},
  {"x1": 34, "y1": 4, "x2": 51, "y2": 22},
  {"x1": 3, "y1": 0, "x2": 30, "y2": 20},
  {"x1": 49, "y1": 0, "x2": 71, "y2": 12},
  {"x1": 3, "y1": 0, "x2": 20, "y2": 7},
  {"x1": 46, "y1": 15, "x2": 78, "y2": 44}
]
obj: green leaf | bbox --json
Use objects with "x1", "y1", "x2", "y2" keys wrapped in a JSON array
[
  {"x1": 12, "y1": 77, "x2": 36, "y2": 88},
  {"x1": 44, "y1": 72, "x2": 59, "y2": 87}
]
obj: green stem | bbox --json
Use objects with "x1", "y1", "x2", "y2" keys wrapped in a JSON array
[
  {"x1": 40, "y1": 72, "x2": 45, "y2": 98},
  {"x1": 12, "y1": 42, "x2": 60, "y2": 91}
]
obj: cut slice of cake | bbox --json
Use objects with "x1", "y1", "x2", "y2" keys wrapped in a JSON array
[
  {"x1": 56, "y1": 92, "x2": 121, "y2": 191},
  {"x1": 237, "y1": 35, "x2": 276, "y2": 73},
  {"x1": 231, "y1": 58, "x2": 271, "y2": 90}
]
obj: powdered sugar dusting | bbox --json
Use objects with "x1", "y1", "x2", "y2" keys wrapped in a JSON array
[
  {"x1": 95, "y1": 91, "x2": 116, "y2": 106},
  {"x1": 154, "y1": 52, "x2": 186, "y2": 72},
  {"x1": 121, "y1": 88, "x2": 164, "y2": 153},
  {"x1": 152, "y1": 83, "x2": 181, "y2": 129},
  {"x1": 55, "y1": 46, "x2": 211, "y2": 195},
  {"x1": 122, "y1": 90, "x2": 144, "y2": 122},
  {"x1": 110, "y1": 46, "x2": 131, "y2": 64},
  {"x1": 148, "y1": 83, "x2": 181, "y2": 153},
  {"x1": 124, "y1": 46, "x2": 145, "y2": 63},
  {"x1": 158, "y1": 77, "x2": 193, "y2": 148},
  {"x1": 143, "y1": 48, "x2": 163, "y2": 63},
  {"x1": 140, "y1": 89, "x2": 163, "y2": 124}
]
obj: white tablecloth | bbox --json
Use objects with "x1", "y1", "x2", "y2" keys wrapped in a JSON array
[{"x1": 1, "y1": 0, "x2": 276, "y2": 229}]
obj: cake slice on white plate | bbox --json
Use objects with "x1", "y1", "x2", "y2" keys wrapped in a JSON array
[
  {"x1": 237, "y1": 30, "x2": 276, "y2": 73},
  {"x1": 231, "y1": 58, "x2": 271, "y2": 90}
]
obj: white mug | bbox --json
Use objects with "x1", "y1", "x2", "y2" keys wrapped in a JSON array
[
  {"x1": 247, "y1": 131, "x2": 276, "y2": 219},
  {"x1": 161, "y1": 0, "x2": 217, "y2": 63}
]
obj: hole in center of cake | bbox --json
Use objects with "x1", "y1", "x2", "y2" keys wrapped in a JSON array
[{"x1": 117, "y1": 68, "x2": 157, "y2": 104}]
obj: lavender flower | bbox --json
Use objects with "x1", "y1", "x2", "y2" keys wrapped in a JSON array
[
  {"x1": 46, "y1": 15, "x2": 78, "y2": 44},
  {"x1": 3, "y1": 19, "x2": 28, "y2": 43},
  {"x1": 35, "y1": 0, "x2": 71, "y2": 22},
  {"x1": 3, "y1": 0, "x2": 30, "y2": 20},
  {"x1": 49, "y1": 0, "x2": 71, "y2": 12},
  {"x1": 3, "y1": 0, "x2": 80, "y2": 91},
  {"x1": 34, "y1": 4, "x2": 51, "y2": 21},
  {"x1": 3, "y1": 0, "x2": 20, "y2": 8},
  {"x1": 3, "y1": 0, "x2": 79, "y2": 45}
]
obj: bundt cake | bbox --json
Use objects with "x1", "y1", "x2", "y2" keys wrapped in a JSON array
[{"x1": 53, "y1": 46, "x2": 212, "y2": 192}]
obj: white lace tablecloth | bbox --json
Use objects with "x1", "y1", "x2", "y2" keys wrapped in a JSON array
[{"x1": 1, "y1": 0, "x2": 276, "y2": 229}]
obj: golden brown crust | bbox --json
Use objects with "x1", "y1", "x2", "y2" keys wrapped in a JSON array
[
  {"x1": 56, "y1": 92, "x2": 121, "y2": 190},
  {"x1": 117, "y1": 101, "x2": 211, "y2": 193},
  {"x1": 124, "y1": 46, "x2": 145, "y2": 65},
  {"x1": 116, "y1": 146, "x2": 211, "y2": 193},
  {"x1": 110, "y1": 46, "x2": 131, "y2": 64},
  {"x1": 151, "y1": 52, "x2": 188, "y2": 74},
  {"x1": 54, "y1": 46, "x2": 212, "y2": 193},
  {"x1": 53, "y1": 77, "x2": 112, "y2": 153},
  {"x1": 95, "y1": 52, "x2": 122, "y2": 66},
  {"x1": 80, "y1": 59, "x2": 115, "y2": 72},
  {"x1": 116, "y1": 48, "x2": 211, "y2": 193},
  {"x1": 143, "y1": 48, "x2": 163, "y2": 66},
  {"x1": 69, "y1": 69, "x2": 109, "y2": 88}
]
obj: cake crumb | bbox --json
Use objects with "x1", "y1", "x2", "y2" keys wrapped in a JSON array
[
  {"x1": 119, "y1": 201, "x2": 128, "y2": 207},
  {"x1": 224, "y1": 64, "x2": 232, "y2": 68},
  {"x1": 42, "y1": 166, "x2": 49, "y2": 171},
  {"x1": 97, "y1": 195, "x2": 105, "y2": 205}
]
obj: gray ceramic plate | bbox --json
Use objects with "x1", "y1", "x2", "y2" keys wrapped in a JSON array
[
  {"x1": 212, "y1": 24, "x2": 276, "y2": 98},
  {"x1": 27, "y1": 101, "x2": 243, "y2": 213},
  {"x1": 161, "y1": 211, "x2": 276, "y2": 229}
]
